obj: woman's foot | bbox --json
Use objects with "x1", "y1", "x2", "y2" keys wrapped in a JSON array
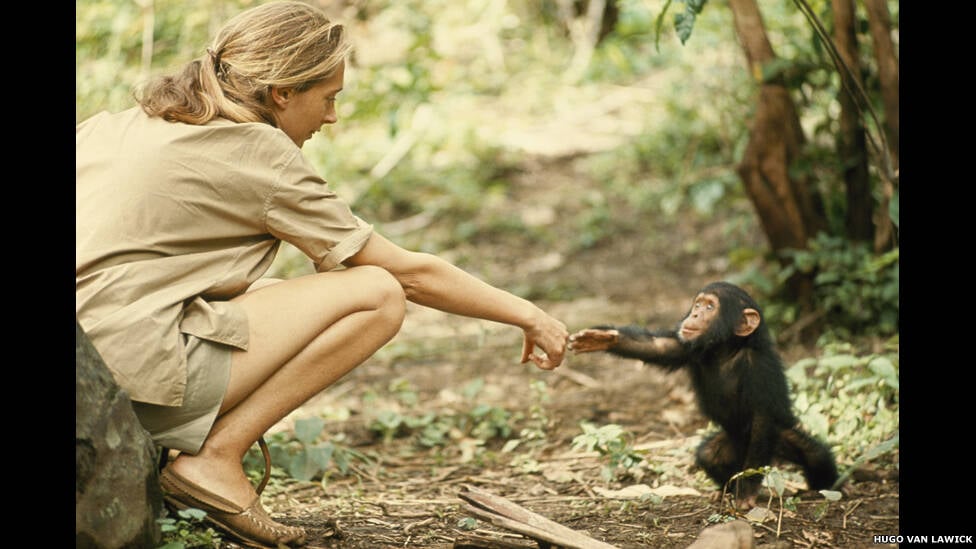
[
  {"x1": 167, "y1": 451, "x2": 257, "y2": 509},
  {"x1": 160, "y1": 455, "x2": 306, "y2": 547}
]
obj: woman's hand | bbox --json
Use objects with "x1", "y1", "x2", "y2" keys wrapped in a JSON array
[{"x1": 520, "y1": 312, "x2": 569, "y2": 370}]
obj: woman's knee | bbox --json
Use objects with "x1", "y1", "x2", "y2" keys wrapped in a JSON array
[{"x1": 344, "y1": 265, "x2": 406, "y2": 324}]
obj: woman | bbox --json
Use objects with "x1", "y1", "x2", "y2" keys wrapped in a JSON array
[{"x1": 75, "y1": 2, "x2": 569, "y2": 546}]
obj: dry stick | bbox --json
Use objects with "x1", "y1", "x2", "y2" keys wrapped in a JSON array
[
  {"x1": 750, "y1": 520, "x2": 781, "y2": 536},
  {"x1": 776, "y1": 309, "x2": 827, "y2": 345},
  {"x1": 403, "y1": 517, "x2": 436, "y2": 535},
  {"x1": 472, "y1": 528, "x2": 530, "y2": 540},
  {"x1": 455, "y1": 532, "x2": 540, "y2": 549},
  {"x1": 666, "y1": 420, "x2": 685, "y2": 438},
  {"x1": 574, "y1": 475, "x2": 598, "y2": 499},
  {"x1": 793, "y1": 537, "x2": 814, "y2": 549},
  {"x1": 347, "y1": 461, "x2": 382, "y2": 484},
  {"x1": 367, "y1": 500, "x2": 445, "y2": 517},
  {"x1": 368, "y1": 104, "x2": 434, "y2": 181},
  {"x1": 660, "y1": 507, "x2": 711, "y2": 521},
  {"x1": 506, "y1": 496, "x2": 596, "y2": 505},
  {"x1": 442, "y1": 476, "x2": 516, "y2": 487},
  {"x1": 842, "y1": 499, "x2": 862, "y2": 529},
  {"x1": 380, "y1": 211, "x2": 435, "y2": 237},
  {"x1": 429, "y1": 465, "x2": 463, "y2": 483},
  {"x1": 459, "y1": 484, "x2": 620, "y2": 549}
]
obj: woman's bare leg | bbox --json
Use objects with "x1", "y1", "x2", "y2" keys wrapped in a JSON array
[{"x1": 167, "y1": 265, "x2": 406, "y2": 507}]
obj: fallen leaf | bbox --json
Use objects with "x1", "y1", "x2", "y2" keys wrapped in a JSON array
[{"x1": 744, "y1": 506, "x2": 776, "y2": 523}]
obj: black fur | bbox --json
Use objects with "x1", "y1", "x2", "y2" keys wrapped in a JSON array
[{"x1": 581, "y1": 282, "x2": 838, "y2": 499}]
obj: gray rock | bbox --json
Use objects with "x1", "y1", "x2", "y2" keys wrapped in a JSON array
[
  {"x1": 686, "y1": 520, "x2": 754, "y2": 549},
  {"x1": 76, "y1": 321, "x2": 163, "y2": 549}
]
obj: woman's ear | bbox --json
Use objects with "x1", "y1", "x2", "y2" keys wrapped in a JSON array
[{"x1": 269, "y1": 86, "x2": 293, "y2": 109}]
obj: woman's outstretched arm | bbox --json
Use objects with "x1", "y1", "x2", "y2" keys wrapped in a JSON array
[{"x1": 344, "y1": 232, "x2": 568, "y2": 370}]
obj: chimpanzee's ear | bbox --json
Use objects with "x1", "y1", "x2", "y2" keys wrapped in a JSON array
[{"x1": 734, "y1": 308, "x2": 761, "y2": 337}]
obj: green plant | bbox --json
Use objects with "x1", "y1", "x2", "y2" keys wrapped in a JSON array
[
  {"x1": 831, "y1": 433, "x2": 899, "y2": 490},
  {"x1": 414, "y1": 413, "x2": 454, "y2": 448},
  {"x1": 520, "y1": 379, "x2": 551, "y2": 444},
  {"x1": 813, "y1": 488, "x2": 844, "y2": 522},
  {"x1": 245, "y1": 417, "x2": 374, "y2": 485},
  {"x1": 363, "y1": 377, "x2": 518, "y2": 454},
  {"x1": 571, "y1": 422, "x2": 645, "y2": 483},
  {"x1": 786, "y1": 339, "x2": 899, "y2": 466},
  {"x1": 467, "y1": 403, "x2": 514, "y2": 441},
  {"x1": 774, "y1": 233, "x2": 899, "y2": 339},
  {"x1": 369, "y1": 409, "x2": 407, "y2": 444},
  {"x1": 156, "y1": 508, "x2": 222, "y2": 549},
  {"x1": 573, "y1": 191, "x2": 613, "y2": 251},
  {"x1": 723, "y1": 465, "x2": 843, "y2": 535}
]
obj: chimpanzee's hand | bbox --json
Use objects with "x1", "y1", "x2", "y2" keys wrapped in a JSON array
[{"x1": 568, "y1": 328, "x2": 620, "y2": 352}]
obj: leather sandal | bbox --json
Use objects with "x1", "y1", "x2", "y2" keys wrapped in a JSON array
[{"x1": 159, "y1": 438, "x2": 307, "y2": 548}]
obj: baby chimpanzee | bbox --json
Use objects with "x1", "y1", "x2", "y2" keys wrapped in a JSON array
[{"x1": 569, "y1": 281, "x2": 838, "y2": 508}]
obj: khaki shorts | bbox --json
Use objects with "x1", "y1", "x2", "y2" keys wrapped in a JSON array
[{"x1": 131, "y1": 334, "x2": 232, "y2": 454}]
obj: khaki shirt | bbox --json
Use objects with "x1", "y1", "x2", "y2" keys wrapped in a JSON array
[{"x1": 76, "y1": 107, "x2": 373, "y2": 406}]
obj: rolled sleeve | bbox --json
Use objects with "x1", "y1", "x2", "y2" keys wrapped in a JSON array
[{"x1": 264, "y1": 152, "x2": 373, "y2": 271}]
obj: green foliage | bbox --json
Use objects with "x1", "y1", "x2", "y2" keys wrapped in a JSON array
[
  {"x1": 705, "y1": 512, "x2": 737, "y2": 524},
  {"x1": 77, "y1": 0, "x2": 261, "y2": 123},
  {"x1": 572, "y1": 191, "x2": 613, "y2": 251},
  {"x1": 244, "y1": 418, "x2": 374, "y2": 485},
  {"x1": 674, "y1": 0, "x2": 709, "y2": 45},
  {"x1": 832, "y1": 433, "x2": 899, "y2": 489},
  {"x1": 653, "y1": 0, "x2": 710, "y2": 47},
  {"x1": 571, "y1": 422, "x2": 645, "y2": 483},
  {"x1": 517, "y1": 379, "x2": 551, "y2": 445},
  {"x1": 156, "y1": 508, "x2": 222, "y2": 548},
  {"x1": 468, "y1": 403, "x2": 514, "y2": 440},
  {"x1": 786, "y1": 339, "x2": 899, "y2": 466},
  {"x1": 777, "y1": 233, "x2": 899, "y2": 339},
  {"x1": 814, "y1": 488, "x2": 844, "y2": 521},
  {"x1": 577, "y1": 118, "x2": 746, "y2": 226},
  {"x1": 888, "y1": 189, "x2": 899, "y2": 228},
  {"x1": 725, "y1": 466, "x2": 843, "y2": 533},
  {"x1": 363, "y1": 377, "x2": 526, "y2": 454}
]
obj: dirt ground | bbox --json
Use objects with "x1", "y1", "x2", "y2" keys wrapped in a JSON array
[{"x1": 226, "y1": 156, "x2": 899, "y2": 548}]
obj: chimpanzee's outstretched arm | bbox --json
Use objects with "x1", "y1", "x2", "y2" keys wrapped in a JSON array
[{"x1": 570, "y1": 325, "x2": 689, "y2": 369}]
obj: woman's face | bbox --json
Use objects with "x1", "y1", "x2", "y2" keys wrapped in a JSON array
[{"x1": 271, "y1": 61, "x2": 345, "y2": 147}]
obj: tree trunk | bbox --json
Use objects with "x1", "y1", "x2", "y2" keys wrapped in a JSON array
[
  {"x1": 863, "y1": 0, "x2": 899, "y2": 252},
  {"x1": 831, "y1": 0, "x2": 873, "y2": 243},
  {"x1": 727, "y1": 0, "x2": 826, "y2": 309},
  {"x1": 863, "y1": 0, "x2": 898, "y2": 167}
]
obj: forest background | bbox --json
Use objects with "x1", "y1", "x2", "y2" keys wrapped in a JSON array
[{"x1": 77, "y1": 0, "x2": 907, "y2": 547}]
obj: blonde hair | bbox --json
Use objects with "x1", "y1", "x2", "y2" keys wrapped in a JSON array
[{"x1": 137, "y1": 1, "x2": 350, "y2": 126}]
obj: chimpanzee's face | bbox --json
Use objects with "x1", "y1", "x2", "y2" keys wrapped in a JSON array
[{"x1": 678, "y1": 292, "x2": 720, "y2": 342}]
